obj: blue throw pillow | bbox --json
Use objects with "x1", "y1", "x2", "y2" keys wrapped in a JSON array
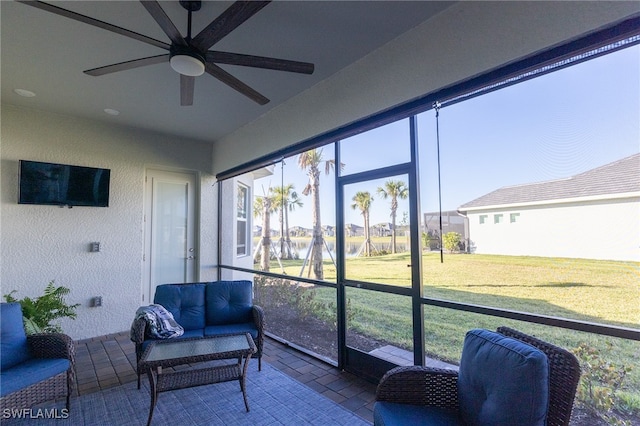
[
  {"x1": 206, "y1": 281, "x2": 253, "y2": 325},
  {"x1": 154, "y1": 284, "x2": 206, "y2": 330},
  {"x1": 458, "y1": 329, "x2": 549, "y2": 426},
  {"x1": 1, "y1": 303, "x2": 31, "y2": 371}
]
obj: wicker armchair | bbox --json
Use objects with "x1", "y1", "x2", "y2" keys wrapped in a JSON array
[
  {"x1": 497, "y1": 327, "x2": 581, "y2": 426},
  {"x1": 0, "y1": 303, "x2": 76, "y2": 411},
  {"x1": 374, "y1": 327, "x2": 581, "y2": 426}
]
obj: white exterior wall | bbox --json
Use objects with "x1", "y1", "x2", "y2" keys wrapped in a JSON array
[
  {"x1": 0, "y1": 105, "x2": 217, "y2": 339},
  {"x1": 219, "y1": 175, "x2": 255, "y2": 282},
  {"x1": 466, "y1": 197, "x2": 640, "y2": 262}
]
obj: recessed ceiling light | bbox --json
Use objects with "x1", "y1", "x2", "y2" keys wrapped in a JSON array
[
  {"x1": 104, "y1": 108, "x2": 120, "y2": 116},
  {"x1": 14, "y1": 89, "x2": 36, "y2": 98}
]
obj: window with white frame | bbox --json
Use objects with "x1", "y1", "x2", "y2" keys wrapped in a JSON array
[{"x1": 236, "y1": 184, "x2": 249, "y2": 256}]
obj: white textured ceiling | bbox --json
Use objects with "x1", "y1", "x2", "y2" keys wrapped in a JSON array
[{"x1": 1, "y1": 1, "x2": 453, "y2": 143}]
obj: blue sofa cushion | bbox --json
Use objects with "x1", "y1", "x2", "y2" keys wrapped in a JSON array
[
  {"x1": 458, "y1": 329, "x2": 549, "y2": 426},
  {"x1": 205, "y1": 281, "x2": 253, "y2": 325},
  {"x1": 373, "y1": 401, "x2": 462, "y2": 426},
  {"x1": 0, "y1": 358, "x2": 70, "y2": 397},
  {"x1": 154, "y1": 284, "x2": 206, "y2": 331},
  {"x1": 204, "y1": 323, "x2": 259, "y2": 340},
  {"x1": 1, "y1": 303, "x2": 31, "y2": 371}
]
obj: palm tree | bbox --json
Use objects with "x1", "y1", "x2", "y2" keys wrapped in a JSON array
[
  {"x1": 253, "y1": 194, "x2": 275, "y2": 271},
  {"x1": 270, "y1": 184, "x2": 303, "y2": 259},
  {"x1": 351, "y1": 191, "x2": 374, "y2": 256},
  {"x1": 376, "y1": 180, "x2": 409, "y2": 253},
  {"x1": 298, "y1": 148, "x2": 336, "y2": 279}
]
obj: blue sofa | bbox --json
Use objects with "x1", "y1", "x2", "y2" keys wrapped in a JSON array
[
  {"x1": 0, "y1": 303, "x2": 76, "y2": 411},
  {"x1": 130, "y1": 280, "x2": 264, "y2": 387},
  {"x1": 374, "y1": 327, "x2": 581, "y2": 426}
]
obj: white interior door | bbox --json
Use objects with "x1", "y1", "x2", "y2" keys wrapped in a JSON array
[{"x1": 143, "y1": 169, "x2": 197, "y2": 303}]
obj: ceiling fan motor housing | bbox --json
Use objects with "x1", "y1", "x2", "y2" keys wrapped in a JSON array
[
  {"x1": 179, "y1": 1, "x2": 202, "y2": 12},
  {"x1": 170, "y1": 45, "x2": 206, "y2": 76}
]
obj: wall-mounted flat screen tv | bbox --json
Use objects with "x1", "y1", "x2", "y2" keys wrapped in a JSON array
[{"x1": 19, "y1": 160, "x2": 110, "y2": 207}]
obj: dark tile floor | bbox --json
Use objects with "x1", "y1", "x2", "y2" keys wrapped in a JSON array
[{"x1": 74, "y1": 332, "x2": 377, "y2": 424}]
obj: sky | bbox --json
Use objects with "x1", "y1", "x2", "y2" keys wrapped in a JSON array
[{"x1": 255, "y1": 44, "x2": 640, "y2": 229}]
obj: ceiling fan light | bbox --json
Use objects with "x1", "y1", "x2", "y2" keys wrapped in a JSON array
[{"x1": 170, "y1": 54, "x2": 205, "y2": 77}]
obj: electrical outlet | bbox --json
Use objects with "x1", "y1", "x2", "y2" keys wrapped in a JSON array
[
  {"x1": 93, "y1": 296, "x2": 102, "y2": 307},
  {"x1": 91, "y1": 242, "x2": 100, "y2": 252}
]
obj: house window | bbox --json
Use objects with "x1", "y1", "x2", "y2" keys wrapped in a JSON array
[
  {"x1": 236, "y1": 184, "x2": 249, "y2": 256},
  {"x1": 479, "y1": 215, "x2": 488, "y2": 224},
  {"x1": 510, "y1": 213, "x2": 520, "y2": 223},
  {"x1": 494, "y1": 214, "x2": 503, "y2": 224}
]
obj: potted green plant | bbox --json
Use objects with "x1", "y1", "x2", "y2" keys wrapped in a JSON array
[{"x1": 4, "y1": 281, "x2": 80, "y2": 334}]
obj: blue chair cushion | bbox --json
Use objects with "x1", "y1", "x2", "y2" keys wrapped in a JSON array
[
  {"x1": 154, "y1": 284, "x2": 206, "y2": 330},
  {"x1": 205, "y1": 281, "x2": 253, "y2": 325},
  {"x1": 0, "y1": 358, "x2": 70, "y2": 397},
  {"x1": 204, "y1": 323, "x2": 259, "y2": 340},
  {"x1": 373, "y1": 402, "x2": 462, "y2": 426},
  {"x1": 1, "y1": 303, "x2": 31, "y2": 371},
  {"x1": 458, "y1": 329, "x2": 549, "y2": 426}
]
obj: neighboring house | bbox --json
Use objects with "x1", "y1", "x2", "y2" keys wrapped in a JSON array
[
  {"x1": 457, "y1": 154, "x2": 640, "y2": 262},
  {"x1": 323, "y1": 225, "x2": 335, "y2": 237},
  {"x1": 290, "y1": 226, "x2": 311, "y2": 237},
  {"x1": 372, "y1": 223, "x2": 392, "y2": 237},
  {"x1": 345, "y1": 223, "x2": 364, "y2": 237}
]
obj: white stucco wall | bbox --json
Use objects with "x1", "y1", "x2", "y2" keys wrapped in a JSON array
[
  {"x1": 219, "y1": 174, "x2": 255, "y2": 279},
  {"x1": 465, "y1": 197, "x2": 640, "y2": 262},
  {"x1": 211, "y1": 1, "x2": 640, "y2": 175},
  {"x1": 1, "y1": 105, "x2": 216, "y2": 339}
]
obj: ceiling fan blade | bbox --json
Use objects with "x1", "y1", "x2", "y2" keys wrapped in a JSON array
[
  {"x1": 191, "y1": 1, "x2": 271, "y2": 52},
  {"x1": 140, "y1": 1, "x2": 187, "y2": 47},
  {"x1": 17, "y1": 1, "x2": 169, "y2": 50},
  {"x1": 206, "y1": 51, "x2": 314, "y2": 75},
  {"x1": 205, "y1": 63, "x2": 269, "y2": 105},
  {"x1": 180, "y1": 75, "x2": 195, "y2": 106},
  {"x1": 84, "y1": 54, "x2": 169, "y2": 76}
]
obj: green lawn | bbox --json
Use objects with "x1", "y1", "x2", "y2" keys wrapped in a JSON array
[
  {"x1": 264, "y1": 251, "x2": 640, "y2": 404},
  {"x1": 279, "y1": 251, "x2": 639, "y2": 328}
]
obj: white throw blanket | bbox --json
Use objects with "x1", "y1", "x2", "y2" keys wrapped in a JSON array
[{"x1": 132, "y1": 304, "x2": 184, "y2": 339}]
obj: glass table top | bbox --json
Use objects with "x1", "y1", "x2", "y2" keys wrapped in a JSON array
[{"x1": 144, "y1": 334, "x2": 252, "y2": 362}]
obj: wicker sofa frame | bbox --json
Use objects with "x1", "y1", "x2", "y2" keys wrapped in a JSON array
[
  {"x1": 375, "y1": 326, "x2": 581, "y2": 426},
  {"x1": 0, "y1": 333, "x2": 76, "y2": 411},
  {"x1": 130, "y1": 281, "x2": 265, "y2": 388},
  {"x1": 130, "y1": 307, "x2": 264, "y2": 385}
]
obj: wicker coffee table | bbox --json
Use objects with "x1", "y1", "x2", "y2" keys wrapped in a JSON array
[{"x1": 140, "y1": 333, "x2": 257, "y2": 426}]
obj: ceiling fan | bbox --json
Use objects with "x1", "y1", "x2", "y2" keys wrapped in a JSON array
[{"x1": 18, "y1": 0, "x2": 315, "y2": 106}]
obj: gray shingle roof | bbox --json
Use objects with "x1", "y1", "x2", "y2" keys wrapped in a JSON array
[{"x1": 459, "y1": 153, "x2": 640, "y2": 210}]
